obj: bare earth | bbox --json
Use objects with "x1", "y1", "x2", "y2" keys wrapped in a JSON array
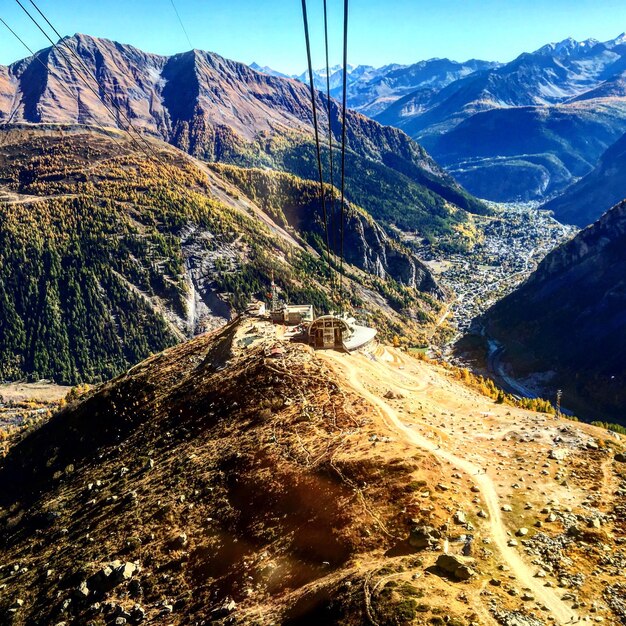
[
  {"x1": 319, "y1": 342, "x2": 623, "y2": 625},
  {"x1": 0, "y1": 382, "x2": 70, "y2": 403}
]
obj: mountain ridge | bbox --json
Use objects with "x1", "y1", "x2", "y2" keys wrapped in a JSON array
[
  {"x1": 0, "y1": 126, "x2": 445, "y2": 385},
  {"x1": 541, "y1": 128, "x2": 626, "y2": 226},
  {"x1": 0, "y1": 33, "x2": 487, "y2": 246},
  {"x1": 372, "y1": 33, "x2": 626, "y2": 201}
]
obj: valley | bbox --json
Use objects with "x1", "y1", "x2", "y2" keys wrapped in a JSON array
[{"x1": 420, "y1": 203, "x2": 578, "y2": 338}]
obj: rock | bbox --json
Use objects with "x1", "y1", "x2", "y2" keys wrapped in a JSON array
[
  {"x1": 88, "y1": 561, "x2": 139, "y2": 593},
  {"x1": 436, "y1": 483, "x2": 451, "y2": 491},
  {"x1": 211, "y1": 597, "x2": 237, "y2": 618},
  {"x1": 566, "y1": 524, "x2": 582, "y2": 539},
  {"x1": 516, "y1": 527, "x2": 529, "y2": 537},
  {"x1": 614, "y1": 453, "x2": 626, "y2": 463},
  {"x1": 546, "y1": 513, "x2": 557, "y2": 523},
  {"x1": 9, "y1": 598, "x2": 24, "y2": 613},
  {"x1": 436, "y1": 553, "x2": 476, "y2": 580},
  {"x1": 549, "y1": 449, "x2": 568, "y2": 460},
  {"x1": 453, "y1": 510, "x2": 466, "y2": 524},
  {"x1": 508, "y1": 539, "x2": 518, "y2": 546},
  {"x1": 490, "y1": 578, "x2": 502, "y2": 586},
  {"x1": 130, "y1": 604, "x2": 146, "y2": 623},
  {"x1": 384, "y1": 390, "x2": 404, "y2": 400},
  {"x1": 502, "y1": 505, "x2": 513, "y2": 512},
  {"x1": 478, "y1": 509, "x2": 488, "y2": 518},
  {"x1": 113, "y1": 562, "x2": 138, "y2": 583},
  {"x1": 471, "y1": 485, "x2": 480, "y2": 493},
  {"x1": 492, "y1": 610, "x2": 544, "y2": 626},
  {"x1": 408, "y1": 525, "x2": 440, "y2": 549},
  {"x1": 74, "y1": 581, "x2": 90, "y2": 600},
  {"x1": 171, "y1": 533, "x2": 188, "y2": 549}
]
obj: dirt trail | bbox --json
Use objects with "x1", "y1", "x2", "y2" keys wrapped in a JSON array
[{"x1": 321, "y1": 348, "x2": 578, "y2": 626}]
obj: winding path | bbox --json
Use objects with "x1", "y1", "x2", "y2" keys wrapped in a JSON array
[{"x1": 321, "y1": 349, "x2": 578, "y2": 625}]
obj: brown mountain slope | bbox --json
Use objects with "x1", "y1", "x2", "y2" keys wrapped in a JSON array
[
  {"x1": 0, "y1": 34, "x2": 487, "y2": 246},
  {"x1": 1, "y1": 319, "x2": 625, "y2": 625}
]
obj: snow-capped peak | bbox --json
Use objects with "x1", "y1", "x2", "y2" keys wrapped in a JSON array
[{"x1": 535, "y1": 36, "x2": 598, "y2": 58}]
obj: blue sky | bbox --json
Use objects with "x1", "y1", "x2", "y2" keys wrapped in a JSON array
[{"x1": 2, "y1": 0, "x2": 626, "y2": 73}]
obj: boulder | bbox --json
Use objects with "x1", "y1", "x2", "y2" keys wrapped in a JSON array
[
  {"x1": 9, "y1": 599, "x2": 24, "y2": 613},
  {"x1": 88, "y1": 561, "x2": 139, "y2": 593},
  {"x1": 549, "y1": 448, "x2": 568, "y2": 460},
  {"x1": 73, "y1": 581, "x2": 90, "y2": 601},
  {"x1": 384, "y1": 390, "x2": 404, "y2": 400},
  {"x1": 436, "y1": 554, "x2": 476, "y2": 580},
  {"x1": 211, "y1": 597, "x2": 237, "y2": 618},
  {"x1": 170, "y1": 533, "x2": 188, "y2": 549},
  {"x1": 130, "y1": 604, "x2": 146, "y2": 623},
  {"x1": 614, "y1": 452, "x2": 626, "y2": 463}
]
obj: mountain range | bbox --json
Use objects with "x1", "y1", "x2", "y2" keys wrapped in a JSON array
[
  {"x1": 374, "y1": 34, "x2": 626, "y2": 203},
  {"x1": 266, "y1": 33, "x2": 626, "y2": 206},
  {"x1": 272, "y1": 59, "x2": 499, "y2": 117},
  {"x1": 2, "y1": 29, "x2": 626, "y2": 626},
  {"x1": 0, "y1": 34, "x2": 486, "y2": 246},
  {"x1": 0, "y1": 125, "x2": 447, "y2": 385}
]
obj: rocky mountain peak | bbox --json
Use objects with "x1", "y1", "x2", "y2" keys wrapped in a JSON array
[{"x1": 535, "y1": 36, "x2": 599, "y2": 58}]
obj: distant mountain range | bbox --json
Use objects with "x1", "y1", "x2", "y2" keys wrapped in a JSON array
[
  {"x1": 262, "y1": 33, "x2": 626, "y2": 207},
  {"x1": 375, "y1": 34, "x2": 626, "y2": 204},
  {"x1": 479, "y1": 199, "x2": 626, "y2": 423},
  {"x1": 252, "y1": 58, "x2": 499, "y2": 117}
]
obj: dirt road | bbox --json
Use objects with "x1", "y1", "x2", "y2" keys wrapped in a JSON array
[{"x1": 321, "y1": 347, "x2": 578, "y2": 625}]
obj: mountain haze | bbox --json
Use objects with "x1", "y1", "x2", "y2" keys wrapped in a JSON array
[{"x1": 287, "y1": 58, "x2": 498, "y2": 117}]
